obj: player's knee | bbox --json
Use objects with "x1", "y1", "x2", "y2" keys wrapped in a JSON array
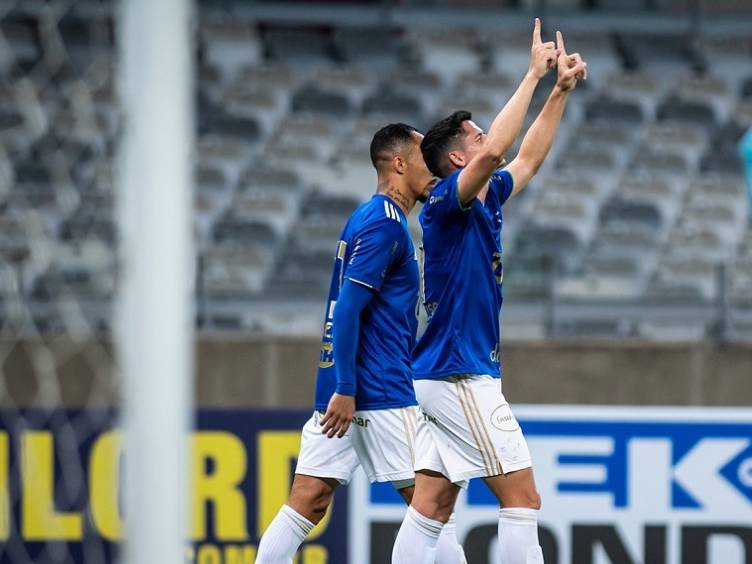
[
  {"x1": 528, "y1": 490, "x2": 542, "y2": 510},
  {"x1": 518, "y1": 488, "x2": 541, "y2": 510},
  {"x1": 288, "y1": 478, "x2": 335, "y2": 524},
  {"x1": 412, "y1": 494, "x2": 455, "y2": 522},
  {"x1": 498, "y1": 487, "x2": 541, "y2": 510},
  {"x1": 308, "y1": 493, "x2": 332, "y2": 523}
]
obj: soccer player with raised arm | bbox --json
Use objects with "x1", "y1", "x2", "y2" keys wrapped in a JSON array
[
  {"x1": 256, "y1": 124, "x2": 467, "y2": 564},
  {"x1": 391, "y1": 27, "x2": 587, "y2": 564}
]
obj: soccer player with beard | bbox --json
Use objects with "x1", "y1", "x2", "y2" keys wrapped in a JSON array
[{"x1": 392, "y1": 29, "x2": 587, "y2": 564}]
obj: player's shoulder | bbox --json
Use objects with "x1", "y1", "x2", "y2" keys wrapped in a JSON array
[
  {"x1": 420, "y1": 171, "x2": 461, "y2": 221},
  {"x1": 350, "y1": 196, "x2": 405, "y2": 237}
]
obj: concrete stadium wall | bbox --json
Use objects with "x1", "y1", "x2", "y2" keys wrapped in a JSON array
[{"x1": 1, "y1": 337, "x2": 750, "y2": 408}]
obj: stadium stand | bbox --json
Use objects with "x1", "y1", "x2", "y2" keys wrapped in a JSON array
[{"x1": 0, "y1": 2, "x2": 750, "y2": 340}]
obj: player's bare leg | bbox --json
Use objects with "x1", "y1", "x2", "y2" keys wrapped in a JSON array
[
  {"x1": 392, "y1": 470, "x2": 462, "y2": 564},
  {"x1": 483, "y1": 467, "x2": 544, "y2": 564},
  {"x1": 395, "y1": 480, "x2": 467, "y2": 564},
  {"x1": 256, "y1": 474, "x2": 339, "y2": 564}
]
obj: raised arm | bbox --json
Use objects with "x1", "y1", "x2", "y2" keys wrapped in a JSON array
[
  {"x1": 504, "y1": 31, "x2": 587, "y2": 198},
  {"x1": 457, "y1": 18, "x2": 557, "y2": 205}
]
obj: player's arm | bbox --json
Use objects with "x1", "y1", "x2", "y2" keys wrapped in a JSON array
[
  {"x1": 504, "y1": 31, "x2": 587, "y2": 198},
  {"x1": 457, "y1": 18, "x2": 556, "y2": 206},
  {"x1": 320, "y1": 279, "x2": 374, "y2": 438},
  {"x1": 320, "y1": 219, "x2": 402, "y2": 439}
]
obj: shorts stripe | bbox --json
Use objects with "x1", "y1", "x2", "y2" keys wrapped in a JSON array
[
  {"x1": 399, "y1": 408, "x2": 415, "y2": 467},
  {"x1": 406, "y1": 409, "x2": 417, "y2": 457},
  {"x1": 455, "y1": 381, "x2": 494, "y2": 475},
  {"x1": 460, "y1": 379, "x2": 501, "y2": 473}
]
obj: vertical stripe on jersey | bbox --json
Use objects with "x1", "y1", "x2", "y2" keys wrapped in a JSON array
[{"x1": 390, "y1": 203, "x2": 401, "y2": 223}]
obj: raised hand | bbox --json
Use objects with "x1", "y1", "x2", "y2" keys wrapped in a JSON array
[
  {"x1": 555, "y1": 30, "x2": 587, "y2": 92},
  {"x1": 528, "y1": 18, "x2": 558, "y2": 80}
]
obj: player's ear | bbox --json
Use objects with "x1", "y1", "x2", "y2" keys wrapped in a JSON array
[
  {"x1": 448, "y1": 150, "x2": 465, "y2": 169},
  {"x1": 394, "y1": 155, "x2": 406, "y2": 175}
]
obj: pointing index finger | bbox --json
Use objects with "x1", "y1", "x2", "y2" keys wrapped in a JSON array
[
  {"x1": 556, "y1": 30, "x2": 566, "y2": 56},
  {"x1": 532, "y1": 18, "x2": 542, "y2": 45}
]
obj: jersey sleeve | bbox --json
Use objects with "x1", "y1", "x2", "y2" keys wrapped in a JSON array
[
  {"x1": 490, "y1": 169, "x2": 514, "y2": 206},
  {"x1": 420, "y1": 171, "x2": 470, "y2": 226},
  {"x1": 344, "y1": 219, "x2": 403, "y2": 292}
]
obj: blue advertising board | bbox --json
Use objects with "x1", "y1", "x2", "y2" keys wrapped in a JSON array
[{"x1": 349, "y1": 406, "x2": 752, "y2": 564}]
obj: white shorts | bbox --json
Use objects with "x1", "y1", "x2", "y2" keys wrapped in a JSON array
[
  {"x1": 414, "y1": 375, "x2": 532, "y2": 484},
  {"x1": 295, "y1": 406, "x2": 419, "y2": 485}
]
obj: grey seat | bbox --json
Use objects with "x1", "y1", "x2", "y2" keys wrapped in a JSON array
[
  {"x1": 629, "y1": 152, "x2": 688, "y2": 175},
  {"x1": 291, "y1": 86, "x2": 351, "y2": 116},
  {"x1": 699, "y1": 152, "x2": 742, "y2": 175},
  {"x1": 59, "y1": 211, "x2": 116, "y2": 245},
  {"x1": 212, "y1": 214, "x2": 277, "y2": 247},
  {"x1": 265, "y1": 29, "x2": 332, "y2": 65},
  {"x1": 657, "y1": 97, "x2": 717, "y2": 128},
  {"x1": 301, "y1": 192, "x2": 359, "y2": 218},
  {"x1": 585, "y1": 97, "x2": 643, "y2": 123},
  {"x1": 513, "y1": 226, "x2": 582, "y2": 273},
  {"x1": 238, "y1": 164, "x2": 301, "y2": 194},
  {"x1": 740, "y1": 76, "x2": 752, "y2": 99},
  {"x1": 334, "y1": 27, "x2": 404, "y2": 70},
  {"x1": 362, "y1": 88, "x2": 423, "y2": 122},
  {"x1": 600, "y1": 198, "x2": 662, "y2": 230},
  {"x1": 264, "y1": 245, "x2": 333, "y2": 299},
  {"x1": 201, "y1": 112, "x2": 262, "y2": 144}
]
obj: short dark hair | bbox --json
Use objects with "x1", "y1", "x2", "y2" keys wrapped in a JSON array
[
  {"x1": 421, "y1": 110, "x2": 472, "y2": 178},
  {"x1": 370, "y1": 123, "x2": 419, "y2": 170}
]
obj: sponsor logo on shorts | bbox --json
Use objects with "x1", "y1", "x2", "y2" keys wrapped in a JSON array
[
  {"x1": 352, "y1": 416, "x2": 370, "y2": 428},
  {"x1": 490, "y1": 404, "x2": 519, "y2": 432},
  {"x1": 422, "y1": 411, "x2": 437, "y2": 424}
]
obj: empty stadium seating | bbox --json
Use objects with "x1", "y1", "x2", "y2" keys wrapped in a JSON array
[{"x1": 0, "y1": 2, "x2": 750, "y2": 340}]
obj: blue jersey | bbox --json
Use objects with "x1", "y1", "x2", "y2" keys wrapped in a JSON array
[
  {"x1": 314, "y1": 194, "x2": 420, "y2": 411},
  {"x1": 413, "y1": 169, "x2": 514, "y2": 380}
]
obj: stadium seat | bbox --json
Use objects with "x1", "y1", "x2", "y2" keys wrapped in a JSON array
[
  {"x1": 292, "y1": 85, "x2": 352, "y2": 117},
  {"x1": 312, "y1": 65, "x2": 375, "y2": 107},
  {"x1": 362, "y1": 88, "x2": 424, "y2": 123},
  {"x1": 201, "y1": 21, "x2": 261, "y2": 84},
  {"x1": 585, "y1": 97, "x2": 644, "y2": 124},
  {"x1": 407, "y1": 29, "x2": 482, "y2": 85},
  {"x1": 264, "y1": 29, "x2": 333, "y2": 66},
  {"x1": 600, "y1": 198, "x2": 662, "y2": 230},
  {"x1": 334, "y1": 27, "x2": 405, "y2": 72},
  {"x1": 212, "y1": 214, "x2": 279, "y2": 248},
  {"x1": 203, "y1": 247, "x2": 273, "y2": 298},
  {"x1": 656, "y1": 96, "x2": 717, "y2": 128}
]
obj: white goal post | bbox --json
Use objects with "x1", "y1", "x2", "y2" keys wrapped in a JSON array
[{"x1": 117, "y1": 0, "x2": 195, "y2": 563}]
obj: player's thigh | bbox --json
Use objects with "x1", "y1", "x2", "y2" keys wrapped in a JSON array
[
  {"x1": 295, "y1": 411, "x2": 360, "y2": 485},
  {"x1": 482, "y1": 467, "x2": 541, "y2": 509},
  {"x1": 350, "y1": 406, "x2": 417, "y2": 484}
]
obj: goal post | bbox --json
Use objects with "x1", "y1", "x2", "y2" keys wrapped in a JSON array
[{"x1": 117, "y1": 0, "x2": 195, "y2": 562}]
